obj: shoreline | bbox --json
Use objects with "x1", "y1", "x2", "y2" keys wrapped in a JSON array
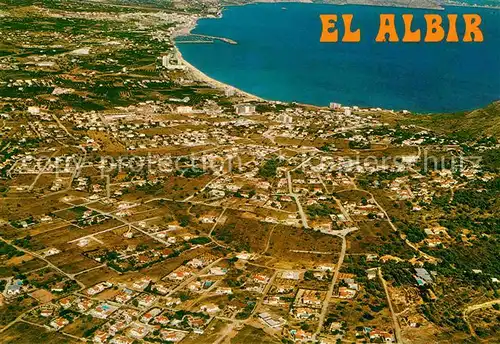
[
  {"x1": 172, "y1": 14, "x2": 264, "y2": 102},
  {"x1": 171, "y1": 2, "x2": 498, "y2": 113},
  {"x1": 175, "y1": 46, "x2": 264, "y2": 102}
]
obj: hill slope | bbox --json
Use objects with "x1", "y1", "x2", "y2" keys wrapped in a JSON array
[{"x1": 404, "y1": 101, "x2": 500, "y2": 138}]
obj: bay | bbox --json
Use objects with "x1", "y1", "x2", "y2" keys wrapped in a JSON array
[{"x1": 177, "y1": 4, "x2": 500, "y2": 113}]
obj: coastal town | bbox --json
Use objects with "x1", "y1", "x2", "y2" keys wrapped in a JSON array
[{"x1": 0, "y1": 1, "x2": 499, "y2": 344}]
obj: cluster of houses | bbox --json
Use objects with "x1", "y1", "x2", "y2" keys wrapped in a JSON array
[{"x1": 24, "y1": 273, "x2": 214, "y2": 342}]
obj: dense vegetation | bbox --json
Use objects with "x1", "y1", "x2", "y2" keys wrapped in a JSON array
[
  {"x1": 258, "y1": 158, "x2": 283, "y2": 179},
  {"x1": 0, "y1": 241, "x2": 23, "y2": 259}
]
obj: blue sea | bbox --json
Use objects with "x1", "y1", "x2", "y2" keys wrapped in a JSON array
[{"x1": 177, "y1": 4, "x2": 500, "y2": 113}]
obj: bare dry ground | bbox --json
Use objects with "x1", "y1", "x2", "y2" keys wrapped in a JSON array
[
  {"x1": 0, "y1": 322, "x2": 77, "y2": 344},
  {"x1": 0, "y1": 254, "x2": 46, "y2": 278},
  {"x1": 0, "y1": 195, "x2": 70, "y2": 222},
  {"x1": 0, "y1": 296, "x2": 38, "y2": 329},
  {"x1": 231, "y1": 325, "x2": 281, "y2": 344},
  {"x1": 265, "y1": 226, "x2": 342, "y2": 267}
]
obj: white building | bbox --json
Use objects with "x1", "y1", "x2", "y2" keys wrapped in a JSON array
[
  {"x1": 162, "y1": 55, "x2": 170, "y2": 67},
  {"x1": 235, "y1": 104, "x2": 256, "y2": 115}
]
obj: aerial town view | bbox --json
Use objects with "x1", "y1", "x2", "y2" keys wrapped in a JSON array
[{"x1": 0, "y1": 0, "x2": 498, "y2": 344}]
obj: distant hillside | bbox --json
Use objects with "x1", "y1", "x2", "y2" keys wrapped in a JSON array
[
  {"x1": 221, "y1": 0, "x2": 442, "y2": 9},
  {"x1": 445, "y1": 0, "x2": 500, "y2": 7},
  {"x1": 404, "y1": 101, "x2": 500, "y2": 138},
  {"x1": 220, "y1": 0, "x2": 499, "y2": 9}
]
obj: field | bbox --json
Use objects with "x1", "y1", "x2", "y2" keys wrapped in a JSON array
[
  {"x1": 182, "y1": 318, "x2": 231, "y2": 344},
  {"x1": 0, "y1": 322, "x2": 77, "y2": 344},
  {"x1": 265, "y1": 226, "x2": 342, "y2": 268},
  {"x1": 231, "y1": 325, "x2": 280, "y2": 344},
  {"x1": 0, "y1": 296, "x2": 38, "y2": 328},
  {"x1": 0, "y1": 195, "x2": 71, "y2": 223},
  {"x1": 213, "y1": 212, "x2": 274, "y2": 253},
  {"x1": 0, "y1": 254, "x2": 46, "y2": 278},
  {"x1": 347, "y1": 221, "x2": 413, "y2": 259},
  {"x1": 63, "y1": 316, "x2": 106, "y2": 338}
]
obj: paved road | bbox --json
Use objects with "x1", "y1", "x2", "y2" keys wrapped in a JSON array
[
  {"x1": 252, "y1": 270, "x2": 278, "y2": 316},
  {"x1": 292, "y1": 194, "x2": 309, "y2": 229},
  {"x1": 28, "y1": 150, "x2": 59, "y2": 192},
  {"x1": 314, "y1": 236, "x2": 347, "y2": 339},
  {"x1": 0, "y1": 237, "x2": 85, "y2": 289},
  {"x1": 208, "y1": 207, "x2": 229, "y2": 249},
  {"x1": 379, "y1": 267, "x2": 403, "y2": 343},
  {"x1": 353, "y1": 188, "x2": 439, "y2": 264},
  {"x1": 67, "y1": 224, "x2": 126, "y2": 244},
  {"x1": 286, "y1": 170, "x2": 309, "y2": 229},
  {"x1": 51, "y1": 113, "x2": 75, "y2": 139},
  {"x1": 0, "y1": 305, "x2": 41, "y2": 334},
  {"x1": 83, "y1": 204, "x2": 171, "y2": 247},
  {"x1": 167, "y1": 258, "x2": 225, "y2": 297},
  {"x1": 72, "y1": 264, "x2": 107, "y2": 277},
  {"x1": 333, "y1": 197, "x2": 354, "y2": 222}
]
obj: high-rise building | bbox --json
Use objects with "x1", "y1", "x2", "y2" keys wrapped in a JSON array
[{"x1": 161, "y1": 55, "x2": 170, "y2": 68}]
